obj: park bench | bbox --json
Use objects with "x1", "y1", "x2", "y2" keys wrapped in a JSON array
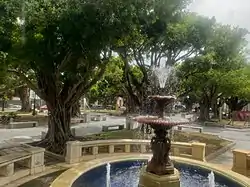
[
  {"x1": 204, "y1": 121, "x2": 225, "y2": 128},
  {"x1": 71, "y1": 118, "x2": 85, "y2": 124},
  {"x1": 102, "y1": 124, "x2": 124, "y2": 132},
  {"x1": 9, "y1": 121, "x2": 38, "y2": 129},
  {"x1": 91, "y1": 115, "x2": 106, "y2": 121},
  {"x1": 177, "y1": 125, "x2": 203, "y2": 133},
  {"x1": 184, "y1": 114, "x2": 193, "y2": 121}
]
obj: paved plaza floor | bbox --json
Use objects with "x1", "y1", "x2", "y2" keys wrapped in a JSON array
[{"x1": 0, "y1": 114, "x2": 249, "y2": 166}]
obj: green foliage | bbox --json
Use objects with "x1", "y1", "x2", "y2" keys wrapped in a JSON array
[
  {"x1": 220, "y1": 67, "x2": 250, "y2": 100},
  {"x1": 1, "y1": 0, "x2": 151, "y2": 107},
  {"x1": 177, "y1": 23, "x2": 249, "y2": 105},
  {"x1": 87, "y1": 57, "x2": 124, "y2": 104}
]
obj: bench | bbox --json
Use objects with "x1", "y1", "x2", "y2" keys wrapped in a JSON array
[
  {"x1": 184, "y1": 114, "x2": 193, "y2": 121},
  {"x1": 204, "y1": 121, "x2": 225, "y2": 128},
  {"x1": 91, "y1": 115, "x2": 106, "y2": 121},
  {"x1": 71, "y1": 118, "x2": 84, "y2": 124},
  {"x1": 177, "y1": 125, "x2": 203, "y2": 133},
  {"x1": 102, "y1": 125, "x2": 124, "y2": 132},
  {"x1": 9, "y1": 121, "x2": 38, "y2": 129}
]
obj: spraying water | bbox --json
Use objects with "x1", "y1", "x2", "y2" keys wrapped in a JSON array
[
  {"x1": 153, "y1": 65, "x2": 174, "y2": 88},
  {"x1": 106, "y1": 163, "x2": 111, "y2": 187},
  {"x1": 208, "y1": 171, "x2": 215, "y2": 187}
]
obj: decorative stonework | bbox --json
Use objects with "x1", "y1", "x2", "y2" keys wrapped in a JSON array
[
  {"x1": 134, "y1": 95, "x2": 189, "y2": 177},
  {"x1": 0, "y1": 144, "x2": 45, "y2": 186},
  {"x1": 139, "y1": 167, "x2": 180, "y2": 187},
  {"x1": 64, "y1": 139, "x2": 206, "y2": 164},
  {"x1": 232, "y1": 149, "x2": 250, "y2": 177}
]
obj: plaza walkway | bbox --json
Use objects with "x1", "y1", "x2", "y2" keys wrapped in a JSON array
[
  {"x1": 0, "y1": 114, "x2": 249, "y2": 166},
  {"x1": 0, "y1": 115, "x2": 125, "y2": 144},
  {"x1": 180, "y1": 124, "x2": 250, "y2": 166}
]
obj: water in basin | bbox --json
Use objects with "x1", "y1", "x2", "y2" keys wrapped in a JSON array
[{"x1": 72, "y1": 160, "x2": 242, "y2": 187}]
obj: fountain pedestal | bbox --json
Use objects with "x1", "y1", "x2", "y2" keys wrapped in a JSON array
[
  {"x1": 136, "y1": 95, "x2": 184, "y2": 187},
  {"x1": 139, "y1": 167, "x2": 180, "y2": 187}
]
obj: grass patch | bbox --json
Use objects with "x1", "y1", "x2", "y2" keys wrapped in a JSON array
[{"x1": 85, "y1": 129, "x2": 232, "y2": 156}]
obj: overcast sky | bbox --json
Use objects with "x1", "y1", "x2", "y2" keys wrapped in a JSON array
[{"x1": 189, "y1": 0, "x2": 250, "y2": 41}]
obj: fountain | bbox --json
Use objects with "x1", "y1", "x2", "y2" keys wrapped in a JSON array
[
  {"x1": 208, "y1": 171, "x2": 215, "y2": 187},
  {"x1": 50, "y1": 66, "x2": 249, "y2": 187},
  {"x1": 152, "y1": 65, "x2": 174, "y2": 88},
  {"x1": 106, "y1": 163, "x2": 111, "y2": 187},
  {"x1": 135, "y1": 94, "x2": 189, "y2": 187}
]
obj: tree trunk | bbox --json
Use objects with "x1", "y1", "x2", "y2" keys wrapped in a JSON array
[
  {"x1": 44, "y1": 102, "x2": 73, "y2": 154},
  {"x1": 126, "y1": 95, "x2": 139, "y2": 114},
  {"x1": 1, "y1": 100, "x2": 5, "y2": 111},
  {"x1": 16, "y1": 86, "x2": 31, "y2": 112},
  {"x1": 199, "y1": 98, "x2": 210, "y2": 121},
  {"x1": 72, "y1": 102, "x2": 81, "y2": 117},
  {"x1": 211, "y1": 98, "x2": 218, "y2": 119}
]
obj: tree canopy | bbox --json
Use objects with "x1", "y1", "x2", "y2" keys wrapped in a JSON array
[
  {"x1": 1, "y1": 0, "x2": 250, "y2": 153},
  {"x1": 177, "y1": 24, "x2": 249, "y2": 120},
  {"x1": 1, "y1": 0, "x2": 156, "y2": 153}
]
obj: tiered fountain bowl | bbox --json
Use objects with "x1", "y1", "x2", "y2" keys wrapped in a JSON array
[
  {"x1": 135, "y1": 95, "x2": 190, "y2": 176},
  {"x1": 132, "y1": 95, "x2": 192, "y2": 187}
]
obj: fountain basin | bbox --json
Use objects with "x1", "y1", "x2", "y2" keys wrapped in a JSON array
[{"x1": 51, "y1": 155, "x2": 250, "y2": 187}]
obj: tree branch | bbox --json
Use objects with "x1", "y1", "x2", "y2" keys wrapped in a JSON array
[
  {"x1": 64, "y1": 62, "x2": 108, "y2": 105},
  {"x1": 57, "y1": 51, "x2": 72, "y2": 75},
  {"x1": 0, "y1": 83, "x2": 26, "y2": 94},
  {"x1": 7, "y1": 69, "x2": 43, "y2": 99},
  {"x1": 175, "y1": 48, "x2": 196, "y2": 62}
]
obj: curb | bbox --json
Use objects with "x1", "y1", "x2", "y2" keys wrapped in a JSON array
[
  {"x1": 225, "y1": 125, "x2": 250, "y2": 129},
  {"x1": 206, "y1": 138, "x2": 236, "y2": 161},
  {"x1": 202, "y1": 121, "x2": 250, "y2": 130}
]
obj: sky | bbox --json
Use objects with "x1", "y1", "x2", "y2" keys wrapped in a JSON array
[{"x1": 189, "y1": 0, "x2": 250, "y2": 40}]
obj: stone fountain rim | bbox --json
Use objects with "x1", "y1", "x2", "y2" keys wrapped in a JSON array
[{"x1": 50, "y1": 155, "x2": 250, "y2": 187}]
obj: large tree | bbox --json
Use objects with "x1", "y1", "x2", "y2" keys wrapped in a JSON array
[
  {"x1": 117, "y1": 9, "x2": 215, "y2": 112},
  {"x1": 223, "y1": 66, "x2": 250, "y2": 113},
  {"x1": 3, "y1": 0, "x2": 149, "y2": 153},
  {"x1": 178, "y1": 24, "x2": 248, "y2": 121}
]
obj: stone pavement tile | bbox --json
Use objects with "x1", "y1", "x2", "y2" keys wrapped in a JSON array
[{"x1": 210, "y1": 150, "x2": 233, "y2": 166}]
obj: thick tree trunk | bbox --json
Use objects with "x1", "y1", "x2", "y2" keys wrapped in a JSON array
[
  {"x1": 43, "y1": 102, "x2": 73, "y2": 154},
  {"x1": 199, "y1": 98, "x2": 210, "y2": 121},
  {"x1": 126, "y1": 95, "x2": 139, "y2": 114},
  {"x1": 1, "y1": 100, "x2": 5, "y2": 111},
  {"x1": 16, "y1": 86, "x2": 31, "y2": 112},
  {"x1": 211, "y1": 98, "x2": 218, "y2": 119},
  {"x1": 185, "y1": 103, "x2": 193, "y2": 112},
  {"x1": 72, "y1": 102, "x2": 81, "y2": 117}
]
